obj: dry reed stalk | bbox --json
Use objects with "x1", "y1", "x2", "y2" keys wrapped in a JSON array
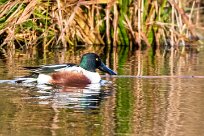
[
  {"x1": 16, "y1": 0, "x2": 38, "y2": 24},
  {"x1": 170, "y1": 0, "x2": 175, "y2": 47},
  {"x1": 124, "y1": 16, "x2": 133, "y2": 39},
  {"x1": 105, "y1": 0, "x2": 117, "y2": 45},
  {"x1": 106, "y1": 4, "x2": 111, "y2": 44},
  {"x1": 76, "y1": 7, "x2": 103, "y2": 44},
  {"x1": 168, "y1": 0, "x2": 197, "y2": 39},
  {"x1": 56, "y1": 0, "x2": 67, "y2": 47},
  {"x1": 195, "y1": 0, "x2": 200, "y2": 25},
  {"x1": 113, "y1": 3, "x2": 118, "y2": 46},
  {"x1": 155, "y1": 29, "x2": 161, "y2": 48},
  {"x1": 137, "y1": 0, "x2": 142, "y2": 47},
  {"x1": 141, "y1": 32, "x2": 151, "y2": 47},
  {"x1": 3, "y1": 3, "x2": 22, "y2": 28},
  {"x1": 90, "y1": 4, "x2": 94, "y2": 30},
  {"x1": 0, "y1": 1, "x2": 17, "y2": 17}
]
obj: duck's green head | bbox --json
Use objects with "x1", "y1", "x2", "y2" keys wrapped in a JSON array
[{"x1": 79, "y1": 53, "x2": 117, "y2": 75}]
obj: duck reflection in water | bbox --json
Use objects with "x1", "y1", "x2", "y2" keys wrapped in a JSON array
[{"x1": 48, "y1": 83, "x2": 110, "y2": 109}]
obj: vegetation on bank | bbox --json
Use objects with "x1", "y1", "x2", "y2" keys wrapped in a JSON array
[{"x1": 0, "y1": 0, "x2": 203, "y2": 51}]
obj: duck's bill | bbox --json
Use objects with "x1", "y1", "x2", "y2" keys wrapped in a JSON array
[{"x1": 98, "y1": 62, "x2": 117, "y2": 75}]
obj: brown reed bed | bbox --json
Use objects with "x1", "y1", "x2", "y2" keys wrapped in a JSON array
[{"x1": 0, "y1": 0, "x2": 203, "y2": 51}]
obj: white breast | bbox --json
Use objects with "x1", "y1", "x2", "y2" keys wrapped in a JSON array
[{"x1": 82, "y1": 70, "x2": 101, "y2": 83}]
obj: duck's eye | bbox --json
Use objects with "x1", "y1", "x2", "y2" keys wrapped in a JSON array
[{"x1": 96, "y1": 58, "x2": 99, "y2": 61}]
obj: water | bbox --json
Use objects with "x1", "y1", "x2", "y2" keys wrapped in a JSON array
[{"x1": 0, "y1": 47, "x2": 204, "y2": 136}]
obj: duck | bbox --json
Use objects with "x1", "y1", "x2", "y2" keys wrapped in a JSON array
[{"x1": 23, "y1": 53, "x2": 117, "y2": 87}]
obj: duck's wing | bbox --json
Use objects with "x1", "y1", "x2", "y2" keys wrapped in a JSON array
[{"x1": 24, "y1": 63, "x2": 77, "y2": 74}]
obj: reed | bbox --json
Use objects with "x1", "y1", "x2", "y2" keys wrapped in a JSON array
[{"x1": 0, "y1": 0, "x2": 202, "y2": 51}]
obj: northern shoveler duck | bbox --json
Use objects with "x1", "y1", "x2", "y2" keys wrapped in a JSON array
[{"x1": 23, "y1": 53, "x2": 117, "y2": 87}]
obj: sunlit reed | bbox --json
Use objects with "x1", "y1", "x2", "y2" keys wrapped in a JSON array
[{"x1": 0, "y1": 0, "x2": 202, "y2": 51}]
